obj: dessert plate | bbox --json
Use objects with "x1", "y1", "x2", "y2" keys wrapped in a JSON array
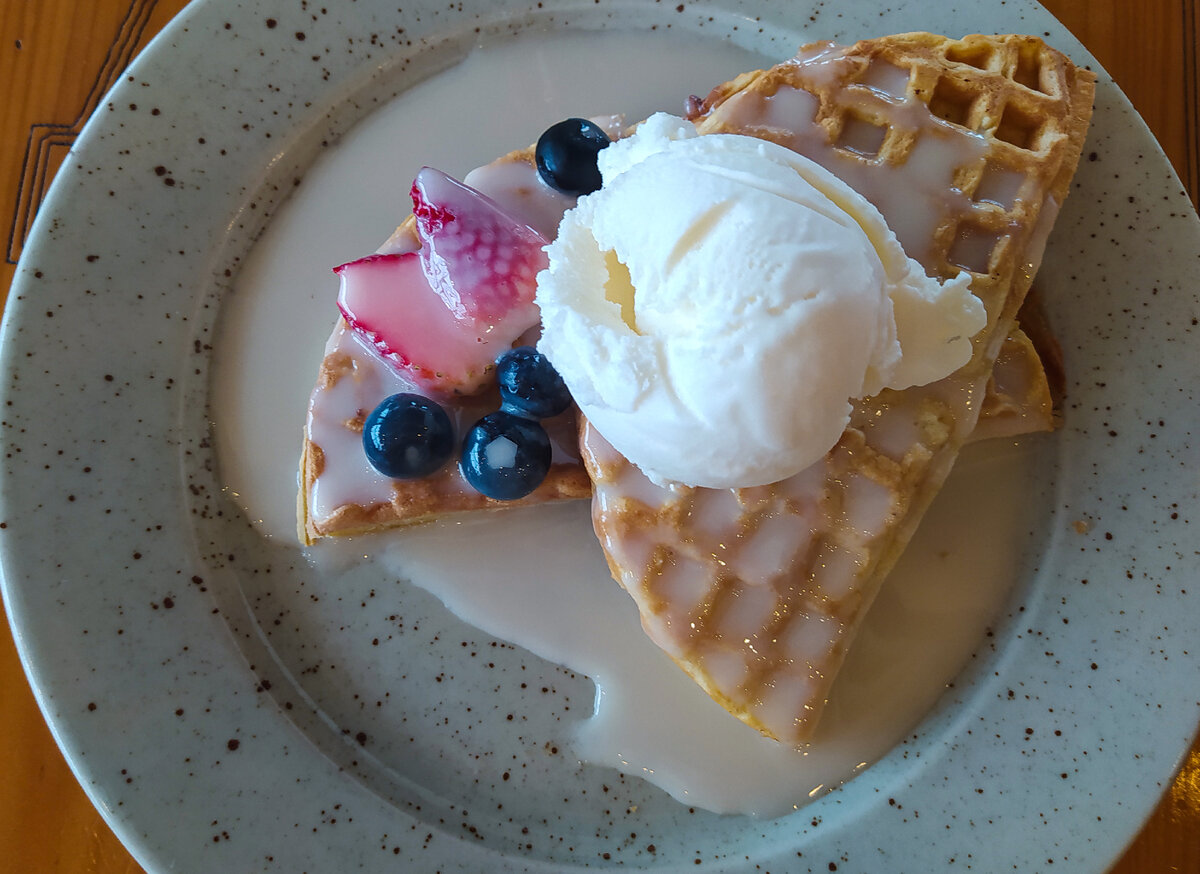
[{"x1": 1, "y1": 0, "x2": 1197, "y2": 872}]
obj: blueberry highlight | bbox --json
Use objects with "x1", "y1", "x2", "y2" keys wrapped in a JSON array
[
  {"x1": 535, "y1": 118, "x2": 612, "y2": 196},
  {"x1": 460, "y1": 410, "x2": 552, "y2": 500},
  {"x1": 362, "y1": 393, "x2": 454, "y2": 479},
  {"x1": 496, "y1": 346, "x2": 572, "y2": 420}
]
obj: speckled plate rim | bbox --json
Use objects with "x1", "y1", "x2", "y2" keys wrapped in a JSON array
[{"x1": 1, "y1": 0, "x2": 1198, "y2": 872}]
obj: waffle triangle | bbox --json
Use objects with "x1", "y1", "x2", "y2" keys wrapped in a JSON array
[{"x1": 580, "y1": 33, "x2": 1095, "y2": 744}]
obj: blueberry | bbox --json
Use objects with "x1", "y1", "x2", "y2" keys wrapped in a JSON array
[
  {"x1": 460, "y1": 411, "x2": 551, "y2": 500},
  {"x1": 535, "y1": 118, "x2": 611, "y2": 196},
  {"x1": 496, "y1": 346, "x2": 572, "y2": 420},
  {"x1": 362, "y1": 393, "x2": 454, "y2": 479}
]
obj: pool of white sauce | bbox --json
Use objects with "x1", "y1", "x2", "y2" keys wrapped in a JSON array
[{"x1": 212, "y1": 30, "x2": 1040, "y2": 817}]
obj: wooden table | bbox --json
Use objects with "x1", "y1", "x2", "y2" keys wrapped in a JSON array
[{"x1": 1, "y1": 1, "x2": 1197, "y2": 871}]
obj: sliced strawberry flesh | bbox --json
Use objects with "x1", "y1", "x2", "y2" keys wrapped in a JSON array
[
  {"x1": 335, "y1": 169, "x2": 547, "y2": 396},
  {"x1": 336, "y1": 253, "x2": 522, "y2": 395},
  {"x1": 412, "y1": 168, "x2": 548, "y2": 322}
]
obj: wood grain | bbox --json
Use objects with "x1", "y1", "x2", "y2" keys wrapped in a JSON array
[{"x1": 1, "y1": 1, "x2": 1196, "y2": 871}]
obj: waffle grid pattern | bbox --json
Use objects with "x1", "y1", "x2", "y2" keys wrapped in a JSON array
[{"x1": 587, "y1": 33, "x2": 1095, "y2": 744}]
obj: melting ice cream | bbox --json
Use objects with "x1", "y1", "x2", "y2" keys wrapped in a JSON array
[{"x1": 536, "y1": 113, "x2": 986, "y2": 488}]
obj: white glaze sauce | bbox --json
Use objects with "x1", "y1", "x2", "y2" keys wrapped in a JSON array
[
  {"x1": 305, "y1": 147, "x2": 607, "y2": 522},
  {"x1": 212, "y1": 31, "x2": 1040, "y2": 817}
]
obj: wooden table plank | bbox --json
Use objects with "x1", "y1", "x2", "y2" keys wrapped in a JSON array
[
  {"x1": 1, "y1": 1, "x2": 1196, "y2": 871},
  {"x1": 1043, "y1": 0, "x2": 1199, "y2": 201}
]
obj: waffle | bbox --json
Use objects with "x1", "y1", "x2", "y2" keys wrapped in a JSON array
[
  {"x1": 298, "y1": 170, "x2": 1054, "y2": 544},
  {"x1": 581, "y1": 33, "x2": 1094, "y2": 744},
  {"x1": 298, "y1": 317, "x2": 592, "y2": 545},
  {"x1": 972, "y1": 291, "x2": 1062, "y2": 442}
]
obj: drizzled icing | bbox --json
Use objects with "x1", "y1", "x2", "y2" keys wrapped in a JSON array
[
  {"x1": 704, "y1": 51, "x2": 990, "y2": 270},
  {"x1": 305, "y1": 157, "x2": 586, "y2": 523}
]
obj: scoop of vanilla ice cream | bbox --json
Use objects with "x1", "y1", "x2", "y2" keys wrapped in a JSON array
[{"x1": 536, "y1": 113, "x2": 985, "y2": 489}]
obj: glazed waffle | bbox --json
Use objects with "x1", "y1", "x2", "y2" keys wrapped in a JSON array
[
  {"x1": 298, "y1": 159, "x2": 1055, "y2": 544},
  {"x1": 582, "y1": 33, "x2": 1094, "y2": 744},
  {"x1": 298, "y1": 335, "x2": 591, "y2": 544}
]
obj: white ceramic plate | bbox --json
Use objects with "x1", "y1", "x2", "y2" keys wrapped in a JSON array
[{"x1": 3, "y1": 1, "x2": 1198, "y2": 872}]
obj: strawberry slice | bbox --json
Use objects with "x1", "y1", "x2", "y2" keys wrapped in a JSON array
[
  {"x1": 336, "y1": 168, "x2": 546, "y2": 396},
  {"x1": 412, "y1": 169, "x2": 548, "y2": 323},
  {"x1": 335, "y1": 252, "x2": 506, "y2": 394}
]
